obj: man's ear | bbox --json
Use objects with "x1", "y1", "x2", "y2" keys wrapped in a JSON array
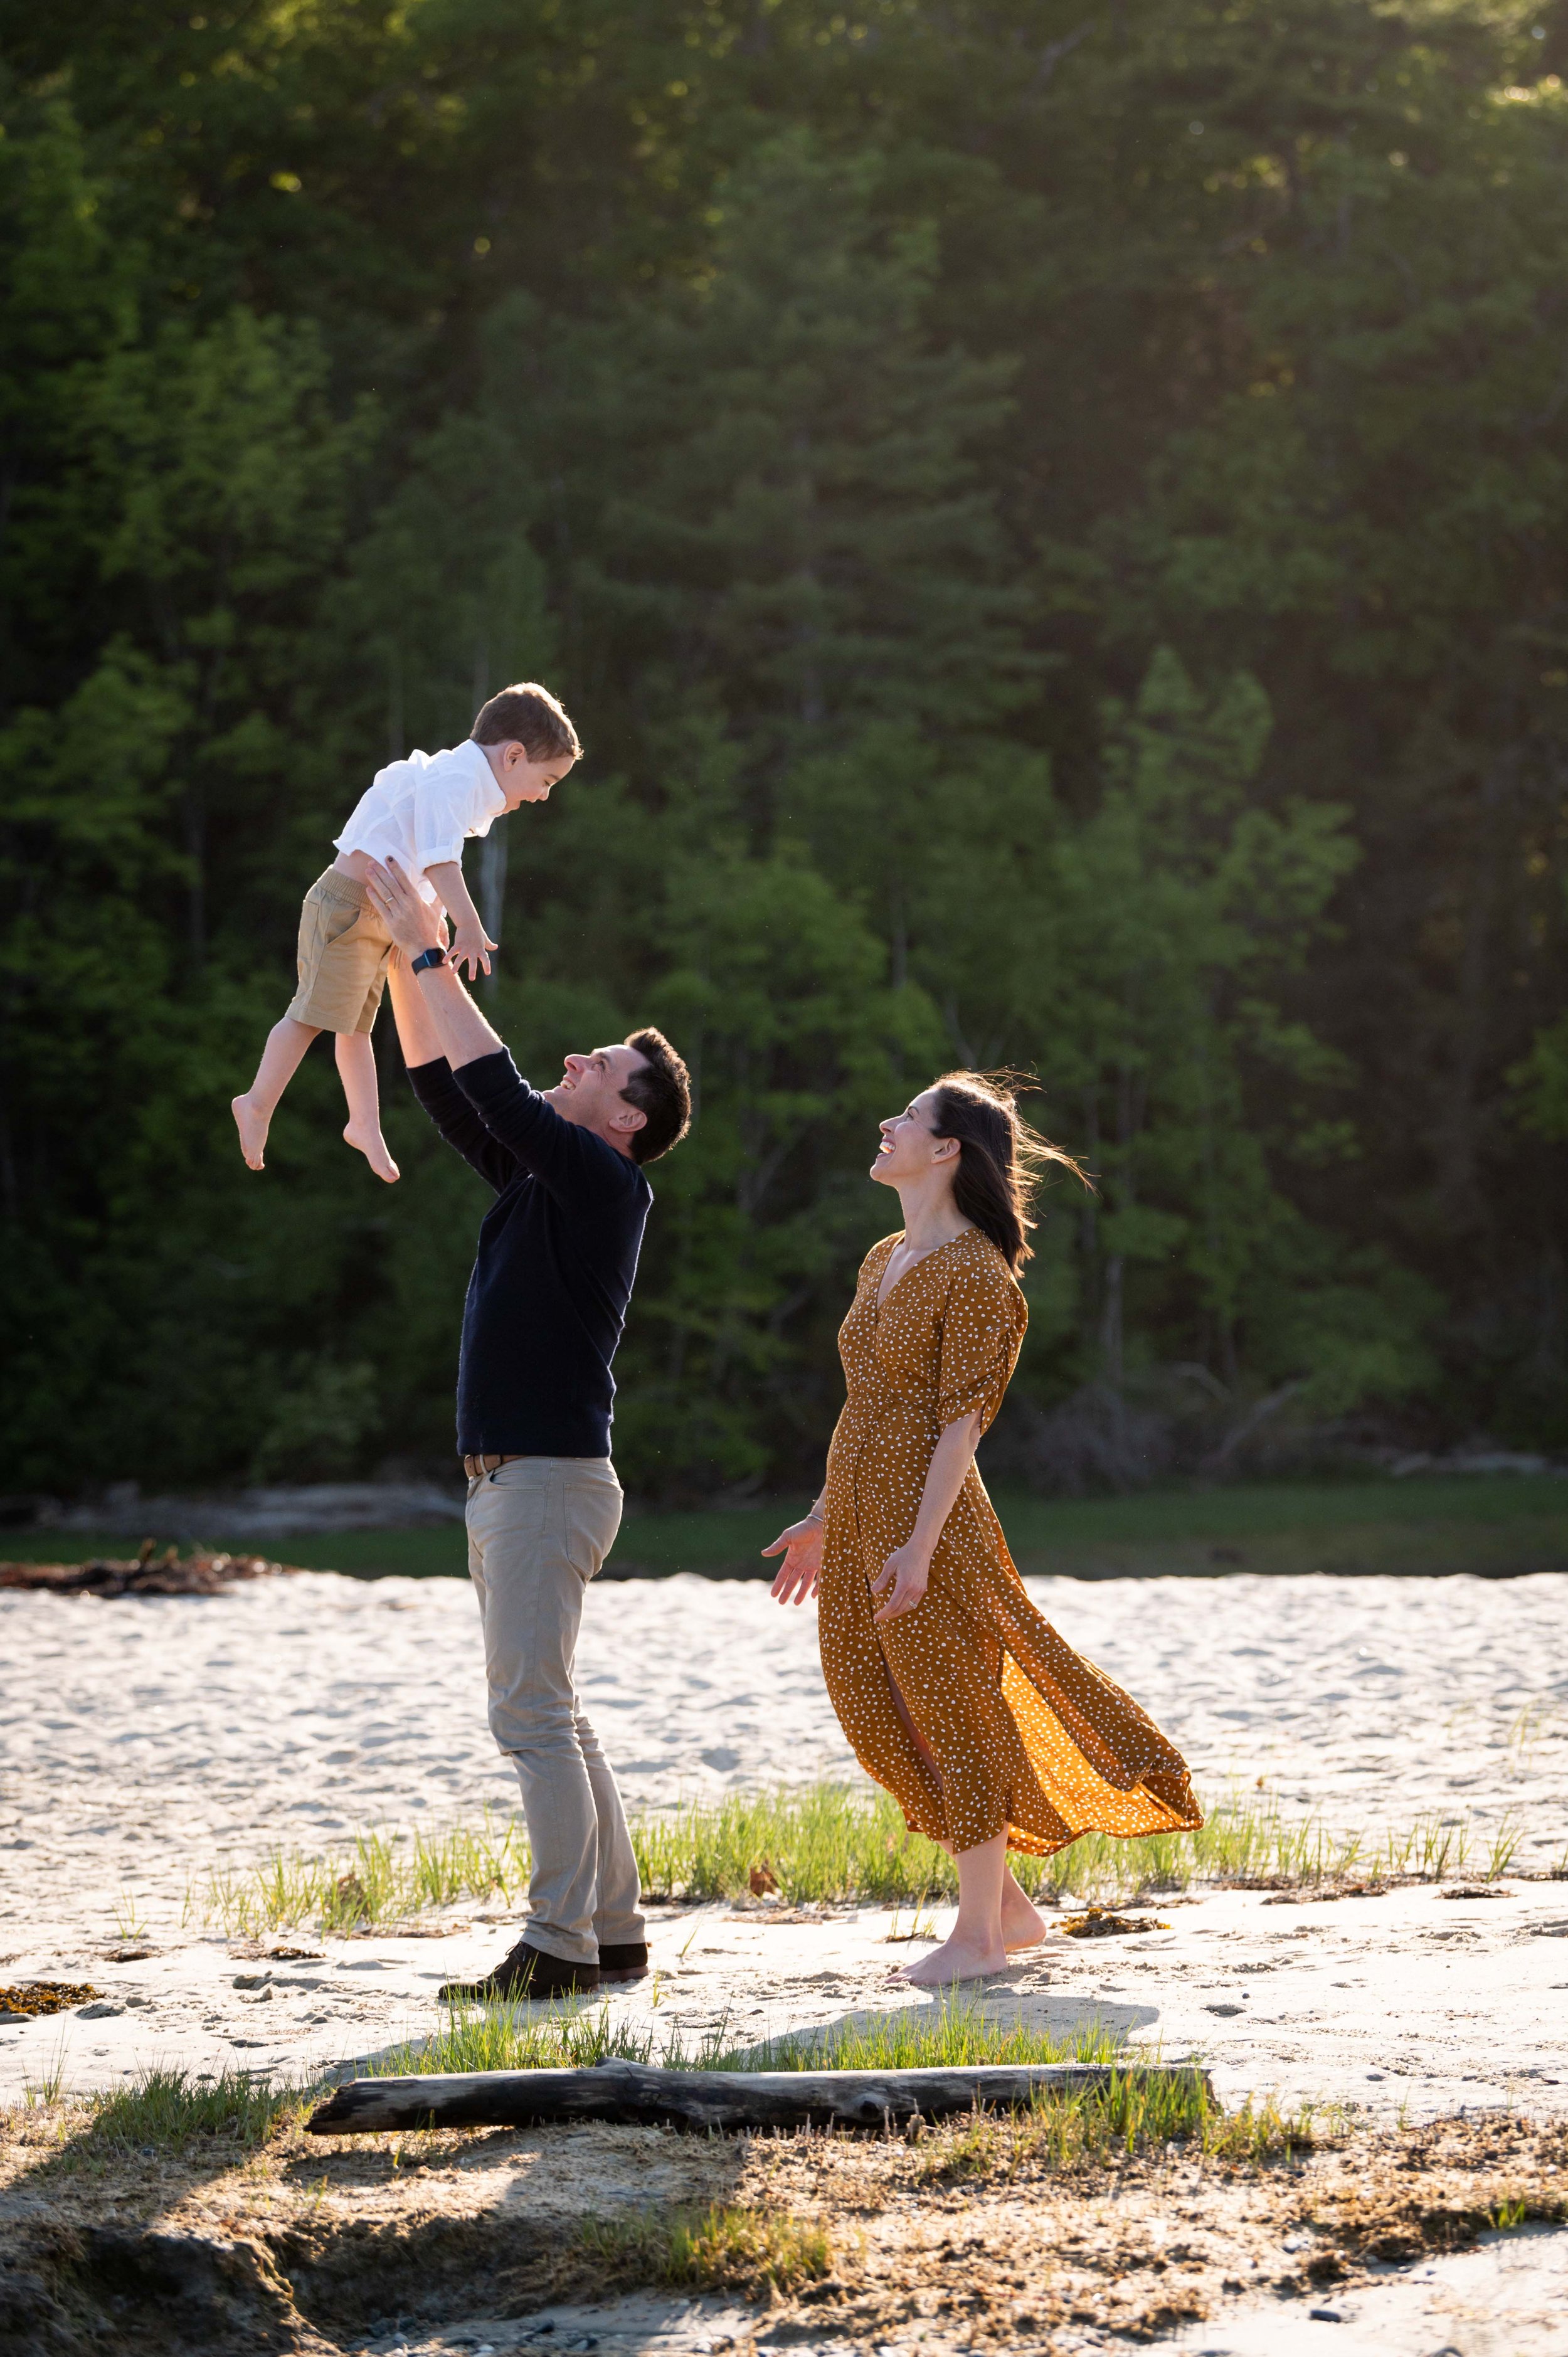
[{"x1": 610, "y1": 1101, "x2": 648, "y2": 1135}]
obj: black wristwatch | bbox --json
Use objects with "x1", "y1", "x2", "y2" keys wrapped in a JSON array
[{"x1": 410, "y1": 945, "x2": 448, "y2": 975}]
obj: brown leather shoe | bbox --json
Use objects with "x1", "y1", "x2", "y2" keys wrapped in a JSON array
[
  {"x1": 598, "y1": 1941, "x2": 649, "y2": 1982},
  {"x1": 439, "y1": 1939, "x2": 600, "y2": 2003}
]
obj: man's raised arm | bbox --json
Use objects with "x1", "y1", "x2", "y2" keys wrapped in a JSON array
[
  {"x1": 374, "y1": 862, "x2": 521, "y2": 1194},
  {"x1": 368, "y1": 858, "x2": 506, "y2": 1074}
]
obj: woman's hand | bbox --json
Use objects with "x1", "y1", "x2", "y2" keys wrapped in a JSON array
[
  {"x1": 869, "y1": 1542, "x2": 930, "y2": 1624},
  {"x1": 763, "y1": 1513, "x2": 824, "y2": 1606}
]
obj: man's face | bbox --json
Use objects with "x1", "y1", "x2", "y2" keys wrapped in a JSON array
[
  {"x1": 499, "y1": 744, "x2": 577, "y2": 808},
  {"x1": 546, "y1": 1043, "x2": 649, "y2": 1146}
]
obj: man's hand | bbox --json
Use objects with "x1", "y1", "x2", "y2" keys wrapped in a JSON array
[
  {"x1": 364, "y1": 858, "x2": 445, "y2": 960},
  {"x1": 869, "y1": 1542, "x2": 930, "y2": 1624},
  {"x1": 763, "y1": 1513, "x2": 824, "y2": 1607},
  {"x1": 449, "y1": 917, "x2": 499, "y2": 982}
]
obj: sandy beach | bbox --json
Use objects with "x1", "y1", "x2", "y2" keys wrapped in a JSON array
[
  {"x1": 4, "y1": 1565, "x2": 1567, "y2": 2354},
  {"x1": 4, "y1": 1566, "x2": 1565, "y2": 1954}
]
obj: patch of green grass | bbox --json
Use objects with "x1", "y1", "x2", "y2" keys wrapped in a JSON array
[
  {"x1": 10, "y1": 2064, "x2": 314, "y2": 2174},
  {"x1": 85, "y1": 2064, "x2": 305, "y2": 2153},
  {"x1": 370, "y1": 2001, "x2": 675, "y2": 2079},
  {"x1": 13, "y1": 1469, "x2": 1568, "y2": 1582},
  {"x1": 204, "y1": 1777, "x2": 1523, "y2": 1937},
  {"x1": 371, "y1": 1991, "x2": 1119, "y2": 2079},
  {"x1": 921, "y1": 2074, "x2": 1336, "y2": 2181},
  {"x1": 578, "y1": 2202, "x2": 833, "y2": 2297},
  {"x1": 632, "y1": 1781, "x2": 1503, "y2": 1910},
  {"x1": 738, "y1": 1998, "x2": 1118, "y2": 2074},
  {"x1": 207, "y1": 1810, "x2": 529, "y2": 1936}
]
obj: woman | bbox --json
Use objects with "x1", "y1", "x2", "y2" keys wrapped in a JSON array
[{"x1": 765, "y1": 1071, "x2": 1201, "y2": 1986}]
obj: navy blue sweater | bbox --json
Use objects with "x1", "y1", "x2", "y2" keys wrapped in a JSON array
[{"x1": 407, "y1": 1049, "x2": 652, "y2": 1459}]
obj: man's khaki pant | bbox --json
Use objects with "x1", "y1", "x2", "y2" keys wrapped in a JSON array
[{"x1": 465, "y1": 1456, "x2": 644, "y2": 1966}]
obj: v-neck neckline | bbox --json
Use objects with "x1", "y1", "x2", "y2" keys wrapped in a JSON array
[{"x1": 873, "y1": 1227, "x2": 973, "y2": 1314}]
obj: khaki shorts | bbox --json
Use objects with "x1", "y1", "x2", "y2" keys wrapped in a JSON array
[{"x1": 286, "y1": 870, "x2": 395, "y2": 1035}]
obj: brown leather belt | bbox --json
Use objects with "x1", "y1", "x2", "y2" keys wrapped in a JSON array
[{"x1": 464, "y1": 1452, "x2": 524, "y2": 1480}]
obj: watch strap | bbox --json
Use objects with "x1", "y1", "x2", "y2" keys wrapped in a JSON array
[{"x1": 410, "y1": 945, "x2": 448, "y2": 975}]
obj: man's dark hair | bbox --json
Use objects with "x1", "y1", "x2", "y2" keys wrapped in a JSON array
[
  {"x1": 471, "y1": 682, "x2": 582, "y2": 761},
  {"x1": 621, "y1": 1027, "x2": 692, "y2": 1165}
]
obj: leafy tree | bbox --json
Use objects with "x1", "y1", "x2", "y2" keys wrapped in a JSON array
[{"x1": 7, "y1": 0, "x2": 1568, "y2": 1495}]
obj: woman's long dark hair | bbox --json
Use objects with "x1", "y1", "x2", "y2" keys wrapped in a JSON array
[{"x1": 929, "y1": 1071, "x2": 1091, "y2": 1274}]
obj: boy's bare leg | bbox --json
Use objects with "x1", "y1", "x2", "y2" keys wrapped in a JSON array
[
  {"x1": 336, "y1": 1031, "x2": 400, "y2": 1183},
  {"x1": 233, "y1": 1015, "x2": 320, "y2": 1168}
]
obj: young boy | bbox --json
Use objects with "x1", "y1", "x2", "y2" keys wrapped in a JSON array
[{"x1": 232, "y1": 682, "x2": 580, "y2": 1182}]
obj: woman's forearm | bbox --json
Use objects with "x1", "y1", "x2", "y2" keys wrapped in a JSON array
[{"x1": 909, "y1": 1416, "x2": 980, "y2": 1559}]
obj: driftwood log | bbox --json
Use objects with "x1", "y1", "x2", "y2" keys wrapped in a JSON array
[
  {"x1": 0, "y1": 1549, "x2": 295, "y2": 1597},
  {"x1": 308, "y1": 2060, "x2": 1209, "y2": 2136}
]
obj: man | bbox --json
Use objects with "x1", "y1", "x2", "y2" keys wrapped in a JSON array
[{"x1": 366, "y1": 854, "x2": 691, "y2": 1999}]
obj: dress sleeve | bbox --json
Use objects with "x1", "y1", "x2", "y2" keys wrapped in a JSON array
[{"x1": 935, "y1": 1254, "x2": 1026, "y2": 1436}]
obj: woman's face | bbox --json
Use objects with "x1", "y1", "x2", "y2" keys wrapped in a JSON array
[{"x1": 871, "y1": 1088, "x2": 955, "y2": 1186}]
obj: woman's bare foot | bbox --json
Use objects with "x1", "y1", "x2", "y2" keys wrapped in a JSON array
[
  {"x1": 344, "y1": 1121, "x2": 400, "y2": 1183},
  {"x1": 1000, "y1": 1878, "x2": 1049, "y2": 1950},
  {"x1": 232, "y1": 1093, "x2": 271, "y2": 1170},
  {"x1": 890, "y1": 1931, "x2": 1009, "y2": 1986}
]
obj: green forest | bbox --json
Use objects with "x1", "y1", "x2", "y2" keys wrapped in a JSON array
[{"x1": 4, "y1": 0, "x2": 1568, "y2": 1501}]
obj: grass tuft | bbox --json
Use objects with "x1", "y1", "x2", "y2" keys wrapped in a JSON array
[
  {"x1": 736, "y1": 1998, "x2": 1118, "y2": 2074},
  {"x1": 85, "y1": 2065, "x2": 307, "y2": 2154},
  {"x1": 207, "y1": 1809, "x2": 529, "y2": 1936},
  {"x1": 918, "y1": 2074, "x2": 1335, "y2": 2181},
  {"x1": 578, "y1": 2202, "x2": 833, "y2": 2296}
]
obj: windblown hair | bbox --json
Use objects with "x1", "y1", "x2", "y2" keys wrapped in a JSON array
[
  {"x1": 620, "y1": 1027, "x2": 692, "y2": 1165},
  {"x1": 471, "y1": 682, "x2": 582, "y2": 761},
  {"x1": 929, "y1": 1070, "x2": 1091, "y2": 1273}
]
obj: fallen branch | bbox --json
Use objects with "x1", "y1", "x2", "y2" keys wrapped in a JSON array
[{"x1": 307, "y1": 2060, "x2": 1210, "y2": 2136}]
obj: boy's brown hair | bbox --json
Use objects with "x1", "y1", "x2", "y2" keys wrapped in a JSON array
[
  {"x1": 621, "y1": 1027, "x2": 692, "y2": 1165},
  {"x1": 472, "y1": 682, "x2": 582, "y2": 761}
]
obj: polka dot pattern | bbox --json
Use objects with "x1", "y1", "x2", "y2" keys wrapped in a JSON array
[{"x1": 817, "y1": 1228, "x2": 1203, "y2": 1857}]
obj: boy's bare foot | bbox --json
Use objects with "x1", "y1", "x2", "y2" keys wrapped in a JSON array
[
  {"x1": 889, "y1": 1931, "x2": 1010, "y2": 1987},
  {"x1": 232, "y1": 1093, "x2": 271, "y2": 1170},
  {"x1": 1001, "y1": 1880, "x2": 1049, "y2": 1950},
  {"x1": 344, "y1": 1121, "x2": 400, "y2": 1183}
]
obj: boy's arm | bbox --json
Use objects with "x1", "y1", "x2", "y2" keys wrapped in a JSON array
[{"x1": 423, "y1": 859, "x2": 495, "y2": 982}]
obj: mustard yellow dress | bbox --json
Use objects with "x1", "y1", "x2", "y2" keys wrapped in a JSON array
[{"x1": 818, "y1": 1228, "x2": 1202, "y2": 1856}]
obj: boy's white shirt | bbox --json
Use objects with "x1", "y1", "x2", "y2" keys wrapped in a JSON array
[{"x1": 334, "y1": 739, "x2": 506, "y2": 903}]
